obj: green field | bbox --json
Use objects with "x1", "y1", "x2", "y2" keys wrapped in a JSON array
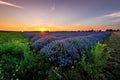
[
  {"x1": 103, "y1": 32, "x2": 120, "y2": 80},
  {"x1": 0, "y1": 32, "x2": 25, "y2": 44},
  {"x1": 105, "y1": 32, "x2": 120, "y2": 59}
]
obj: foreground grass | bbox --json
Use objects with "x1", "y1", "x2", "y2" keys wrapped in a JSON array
[
  {"x1": 105, "y1": 32, "x2": 120, "y2": 59},
  {"x1": 103, "y1": 32, "x2": 120, "y2": 80}
]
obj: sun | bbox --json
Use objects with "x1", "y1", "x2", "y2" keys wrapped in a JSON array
[
  {"x1": 40, "y1": 28, "x2": 45, "y2": 32},
  {"x1": 40, "y1": 28, "x2": 48, "y2": 32}
]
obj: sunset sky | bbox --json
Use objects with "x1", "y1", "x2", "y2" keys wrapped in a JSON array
[{"x1": 0, "y1": 0, "x2": 120, "y2": 31}]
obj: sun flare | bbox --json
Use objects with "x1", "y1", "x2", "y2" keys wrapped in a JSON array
[
  {"x1": 41, "y1": 28, "x2": 45, "y2": 32},
  {"x1": 40, "y1": 28, "x2": 48, "y2": 32}
]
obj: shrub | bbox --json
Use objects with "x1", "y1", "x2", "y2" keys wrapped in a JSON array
[
  {"x1": 77, "y1": 42, "x2": 110, "y2": 80},
  {"x1": 0, "y1": 40, "x2": 50, "y2": 80}
]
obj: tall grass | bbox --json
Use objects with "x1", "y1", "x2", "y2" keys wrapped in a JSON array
[{"x1": 78, "y1": 42, "x2": 110, "y2": 80}]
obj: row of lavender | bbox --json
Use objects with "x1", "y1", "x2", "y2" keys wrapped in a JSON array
[
  {"x1": 23, "y1": 32, "x2": 111, "y2": 67},
  {"x1": 23, "y1": 32, "x2": 105, "y2": 50}
]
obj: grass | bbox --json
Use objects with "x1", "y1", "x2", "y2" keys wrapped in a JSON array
[
  {"x1": 103, "y1": 32, "x2": 120, "y2": 80},
  {"x1": 0, "y1": 31, "x2": 24, "y2": 43},
  {"x1": 0, "y1": 32, "x2": 50, "y2": 80},
  {"x1": 105, "y1": 32, "x2": 120, "y2": 59}
]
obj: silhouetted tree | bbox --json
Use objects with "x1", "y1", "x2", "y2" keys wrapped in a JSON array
[
  {"x1": 106, "y1": 29, "x2": 113, "y2": 32},
  {"x1": 117, "y1": 29, "x2": 120, "y2": 31},
  {"x1": 106, "y1": 29, "x2": 120, "y2": 32}
]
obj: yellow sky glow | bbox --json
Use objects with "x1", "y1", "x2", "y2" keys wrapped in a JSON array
[{"x1": 0, "y1": 25, "x2": 111, "y2": 31}]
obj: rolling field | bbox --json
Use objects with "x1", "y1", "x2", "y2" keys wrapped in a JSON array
[{"x1": 0, "y1": 31, "x2": 119, "y2": 80}]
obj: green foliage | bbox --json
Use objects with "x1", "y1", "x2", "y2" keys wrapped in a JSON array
[
  {"x1": 67, "y1": 67, "x2": 82, "y2": 80},
  {"x1": 89, "y1": 42, "x2": 110, "y2": 67},
  {"x1": 0, "y1": 32, "x2": 25, "y2": 44},
  {"x1": 0, "y1": 32, "x2": 50, "y2": 80},
  {"x1": 48, "y1": 66, "x2": 82, "y2": 80},
  {"x1": 78, "y1": 42, "x2": 110, "y2": 80},
  {"x1": 0, "y1": 40, "x2": 29, "y2": 58},
  {"x1": 48, "y1": 67, "x2": 62, "y2": 80},
  {"x1": 16, "y1": 52, "x2": 50, "y2": 80},
  {"x1": 0, "y1": 40, "x2": 50, "y2": 79}
]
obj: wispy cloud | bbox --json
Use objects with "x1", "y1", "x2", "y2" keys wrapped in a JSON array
[
  {"x1": 0, "y1": 0, "x2": 23, "y2": 9},
  {"x1": 99, "y1": 11, "x2": 120, "y2": 18},
  {"x1": 95, "y1": 11, "x2": 120, "y2": 23},
  {"x1": 79, "y1": 11, "x2": 120, "y2": 26},
  {"x1": 104, "y1": 12, "x2": 120, "y2": 18}
]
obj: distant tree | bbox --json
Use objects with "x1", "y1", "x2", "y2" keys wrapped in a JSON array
[
  {"x1": 98, "y1": 30, "x2": 102, "y2": 32},
  {"x1": 117, "y1": 29, "x2": 120, "y2": 31},
  {"x1": 106, "y1": 29, "x2": 120, "y2": 32},
  {"x1": 88, "y1": 29, "x2": 95, "y2": 32},
  {"x1": 106, "y1": 29, "x2": 113, "y2": 32}
]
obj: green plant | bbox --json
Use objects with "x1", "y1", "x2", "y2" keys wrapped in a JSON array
[
  {"x1": 48, "y1": 67, "x2": 62, "y2": 80},
  {"x1": 0, "y1": 40, "x2": 51, "y2": 80},
  {"x1": 77, "y1": 42, "x2": 110, "y2": 80}
]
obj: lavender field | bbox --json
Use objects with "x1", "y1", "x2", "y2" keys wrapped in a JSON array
[
  {"x1": 23, "y1": 32, "x2": 111, "y2": 79},
  {"x1": 0, "y1": 0, "x2": 120, "y2": 79},
  {"x1": 1, "y1": 31, "x2": 120, "y2": 80}
]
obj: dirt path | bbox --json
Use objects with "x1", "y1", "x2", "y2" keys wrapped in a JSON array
[{"x1": 103, "y1": 32, "x2": 120, "y2": 80}]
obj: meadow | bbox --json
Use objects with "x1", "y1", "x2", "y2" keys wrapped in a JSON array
[{"x1": 0, "y1": 31, "x2": 119, "y2": 80}]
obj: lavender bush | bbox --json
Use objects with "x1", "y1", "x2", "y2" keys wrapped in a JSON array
[
  {"x1": 39, "y1": 32, "x2": 111, "y2": 67},
  {"x1": 23, "y1": 32, "x2": 111, "y2": 67}
]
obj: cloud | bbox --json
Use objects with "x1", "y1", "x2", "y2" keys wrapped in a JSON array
[
  {"x1": 95, "y1": 11, "x2": 120, "y2": 23},
  {"x1": 99, "y1": 11, "x2": 120, "y2": 18},
  {"x1": 0, "y1": 0, "x2": 23, "y2": 9},
  {"x1": 104, "y1": 12, "x2": 120, "y2": 18}
]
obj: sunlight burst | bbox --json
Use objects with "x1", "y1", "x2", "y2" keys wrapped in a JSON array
[{"x1": 40, "y1": 28, "x2": 47, "y2": 32}]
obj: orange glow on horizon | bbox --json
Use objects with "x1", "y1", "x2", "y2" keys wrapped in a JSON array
[
  {"x1": 38, "y1": 28, "x2": 48, "y2": 32},
  {"x1": 0, "y1": 25, "x2": 119, "y2": 31}
]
